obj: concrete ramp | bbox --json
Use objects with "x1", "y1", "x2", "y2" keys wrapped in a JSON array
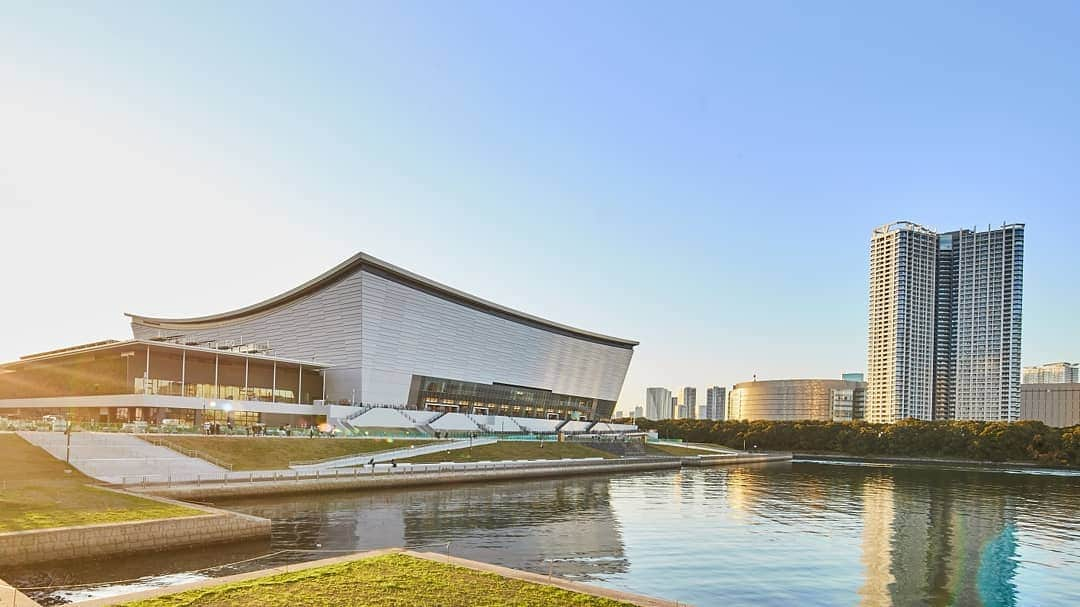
[
  {"x1": 290, "y1": 437, "x2": 498, "y2": 471},
  {"x1": 16, "y1": 432, "x2": 226, "y2": 484}
]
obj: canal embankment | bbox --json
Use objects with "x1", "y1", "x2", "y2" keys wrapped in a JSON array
[
  {"x1": 130, "y1": 453, "x2": 792, "y2": 501},
  {"x1": 0, "y1": 489, "x2": 269, "y2": 568},
  {"x1": 793, "y1": 452, "x2": 1078, "y2": 471}
]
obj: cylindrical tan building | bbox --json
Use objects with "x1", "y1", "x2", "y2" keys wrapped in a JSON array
[{"x1": 727, "y1": 379, "x2": 867, "y2": 421}]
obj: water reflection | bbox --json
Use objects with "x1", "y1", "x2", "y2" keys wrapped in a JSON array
[
  {"x1": 231, "y1": 477, "x2": 630, "y2": 579},
  {"x1": 855, "y1": 467, "x2": 1022, "y2": 607},
  {"x1": 4, "y1": 463, "x2": 1077, "y2": 606}
]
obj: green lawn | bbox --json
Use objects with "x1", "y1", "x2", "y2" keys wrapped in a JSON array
[
  {"x1": 0, "y1": 434, "x2": 200, "y2": 532},
  {"x1": 645, "y1": 442, "x2": 727, "y2": 456},
  {"x1": 120, "y1": 553, "x2": 636, "y2": 607},
  {"x1": 399, "y1": 440, "x2": 615, "y2": 463},
  {"x1": 150, "y1": 436, "x2": 434, "y2": 470}
]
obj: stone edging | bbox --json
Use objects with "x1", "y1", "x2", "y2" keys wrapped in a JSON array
[
  {"x1": 137, "y1": 454, "x2": 792, "y2": 501},
  {"x1": 138, "y1": 459, "x2": 684, "y2": 500},
  {"x1": 0, "y1": 577, "x2": 39, "y2": 607},
  {"x1": 73, "y1": 548, "x2": 687, "y2": 607},
  {"x1": 0, "y1": 487, "x2": 270, "y2": 567}
]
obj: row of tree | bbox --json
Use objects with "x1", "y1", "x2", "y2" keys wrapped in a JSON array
[{"x1": 624, "y1": 418, "x2": 1080, "y2": 467}]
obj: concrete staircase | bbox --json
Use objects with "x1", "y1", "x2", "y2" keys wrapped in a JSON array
[
  {"x1": 329, "y1": 405, "x2": 373, "y2": 434},
  {"x1": 17, "y1": 431, "x2": 226, "y2": 484},
  {"x1": 400, "y1": 409, "x2": 443, "y2": 435}
]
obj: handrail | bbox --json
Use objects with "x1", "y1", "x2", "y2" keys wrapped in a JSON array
[
  {"x1": 142, "y1": 436, "x2": 235, "y2": 471},
  {"x1": 287, "y1": 441, "x2": 440, "y2": 467},
  {"x1": 118, "y1": 454, "x2": 682, "y2": 487}
]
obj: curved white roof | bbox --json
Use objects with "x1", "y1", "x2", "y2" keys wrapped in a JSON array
[{"x1": 127, "y1": 252, "x2": 637, "y2": 349}]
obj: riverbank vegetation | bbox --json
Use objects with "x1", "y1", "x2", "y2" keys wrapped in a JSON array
[
  {"x1": 627, "y1": 419, "x2": 1080, "y2": 467},
  {"x1": 148, "y1": 435, "x2": 434, "y2": 470},
  {"x1": 119, "y1": 552, "x2": 637, "y2": 607},
  {"x1": 398, "y1": 440, "x2": 615, "y2": 463},
  {"x1": 0, "y1": 434, "x2": 199, "y2": 532}
]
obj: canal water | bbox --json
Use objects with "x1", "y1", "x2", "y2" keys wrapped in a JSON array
[{"x1": 5, "y1": 461, "x2": 1079, "y2": 606}]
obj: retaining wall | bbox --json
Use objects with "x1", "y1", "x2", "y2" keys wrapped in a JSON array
[
  {"x1": 0, "y1": 491, "x2": 270, "y2": 567},
  {"x1": 682, "y1": 453, "x2": 791, "y2": 466},
  {"x1": 141, "y1": 459, "x2": 683, "y2": 501}
]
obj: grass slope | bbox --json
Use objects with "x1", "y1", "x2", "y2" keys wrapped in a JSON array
[
  {"x1": 399, "y1": 441, "x2": 615, "y2": 463},
  {"x1": 120, "y1": 553, "x2": 636, "y2": 607},
  {"x1": 153, "y1": 436, "x2": 434, "y2": 470},
  {"x1": 0, "y1": 434, "x2": 199, "y2": 532}
]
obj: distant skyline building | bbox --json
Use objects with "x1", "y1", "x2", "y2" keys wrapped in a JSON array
[
  {"x1": 645, "y1": 387, "x2": 672, "y2": 420},
  {"x1": 1022, "y1": 362, "x2": 1079, "y2": 384},
  {"x1": 706, "y1": 386, "x2": 727, "y2": 420},
  {"x1": 842, "y1": 372, "x2": 865, "y2": 383},
  {"x1": 633, "y1": 405, "x2": 644, "y2": 418},
  {"x1": 682, "y1": 387, "x2": 697, "y2": 420},
  {"x1": 867, "y1": 222, "x2": 1024, "y2": 423}
]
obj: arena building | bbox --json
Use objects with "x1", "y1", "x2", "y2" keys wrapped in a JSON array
[
  {"x1": 727, "y1": 377, "x2": 867, "y2": 422},
  {"x1": 0, "y1": 253, "x2": 637, "y2": 431}
]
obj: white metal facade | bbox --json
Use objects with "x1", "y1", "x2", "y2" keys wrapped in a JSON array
[{"x1": 130, "y1": 255, "x2": 635, "y2": 408}]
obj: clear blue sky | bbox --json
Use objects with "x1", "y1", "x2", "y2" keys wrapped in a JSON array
[{"x1": 1, "y1": 2, "x2": 1077, "y2": 409}]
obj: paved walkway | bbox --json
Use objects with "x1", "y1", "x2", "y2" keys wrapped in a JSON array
[
  {"x1": 289, "y1": 437, "x2": 498, "y2": 471},
  {"x1": 16, "y1": 432, "x2": 225, "y2": 484}
]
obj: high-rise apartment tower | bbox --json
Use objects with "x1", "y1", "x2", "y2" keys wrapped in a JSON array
[
  {"x1": 681, "y1": 387, "x2": 697, "y2": 420},
  {"x1": 867, "y1": 222, "x2": 1024, "y2": 423},
  {"x1": 706, "y1": 386, "x2": 727, "y2": 420}
]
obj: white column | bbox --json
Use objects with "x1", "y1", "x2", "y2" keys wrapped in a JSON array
[
  {"x1": 181, "y1": 350, "x2": 186, "y2": 396},
  {"x1": 272, "y1": 361, "x2": 277, "y2": 403},
  {"x1": 214, "y1": 355, "x2": 219, "y2": 399},
  {"x1": 145, "y1": 346, "x2": 151, "y2": 395},
  {"x1": 298, "y1": 363, "x2": 303, "y2": 404}
]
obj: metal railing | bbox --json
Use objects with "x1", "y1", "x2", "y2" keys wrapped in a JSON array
[
  {"x1": 117, "y1": 455, "x2": 676, "y2": 488},
  {"x1": 141, "y1": 436, "x2": 235, "y2": 470}
]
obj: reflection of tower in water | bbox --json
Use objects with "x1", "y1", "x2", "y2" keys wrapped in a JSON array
[
  {"x1": 859, "y1": 475, "x2": 895, "y2": 607},
  {"x1": 858, "y1": 470, "x2": 1018, "y2": 606}
]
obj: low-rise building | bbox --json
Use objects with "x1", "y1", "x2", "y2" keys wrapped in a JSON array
[{"x1": 1020, "y1": 384, "x2": 1080, "y2": 427}]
